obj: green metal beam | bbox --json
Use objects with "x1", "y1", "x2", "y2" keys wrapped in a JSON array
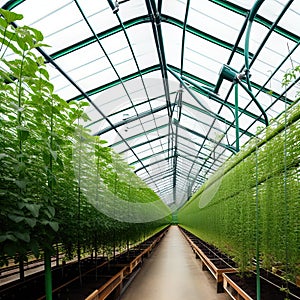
[
  {"x1": 112, "y1": 116, "x2": 236, "y2": 157},
  {"x1": 120, "y1": 134, "x2": 168, "y2": 155},
  {"x1": 1, "y1": 0, "x2": 24, "y2": 10},
  {"x1": 180, "y1": 0, "x2": 191, "y2": 76},
  {"x1": 68, "y1": 65, "x2": 160, "y2": 102},
  {"x1": 146, "y1": 0, "x2": 172, "y2": 117},
  {"x1": 47, "y1": 13, "x2": 250, "y2": 64},
  {"x1": 142, "y1": 171, "x2": 173, "y2": 183},
  {"x1": 129, "y1": 138, "x2": 222, "y2": 169},
  {"x1": 133, "y1": 152, "x2": 213, "y2": 174},
  {"x1": 50, "y1": 15, "x2": 150, "y2": 60},
  {"x1": 168, "y1": 65, "x2": 291, "y2": 119},
  {"x1": 177, "y1": 123, "x2": 236, "y2": 153},
  {"x1": 178, "y1": 147, "x2": 222, "y2": 166},
  {"x1": 210, "y1": 0, "x2": 300, "y2": 43},
  {"x1": 110, "y1": 123, "x2": 168, "y2": 148},
  {"x1": 182, "y1": 100, "x2": 253, "y2": 138},
  {"x1": 161, "y1": 14, "x2": 249, "y2": 57},
  {"x1": 121, "y1": 132, "x2": 220, "y2": 163},
  {"x1": 94, "y1": 104, "x2": 168, "y2": 136}
]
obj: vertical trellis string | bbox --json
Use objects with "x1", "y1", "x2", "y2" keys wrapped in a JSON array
[
  {"x1": 255, "y1": 132, "x2": 261, "y2": 300},
  {"x1": 283, "y1": 87, "x2": 289, "y2": 298}
]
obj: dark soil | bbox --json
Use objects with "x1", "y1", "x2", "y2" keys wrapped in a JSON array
[
  {"x1": 0, "y1": 228, "x2": 167, "y2": 300},
  {"x1": 0, "y1": 257, "x2": 109, "y2": 300},
  {"x1": 211, "y1": 258, "x2": 236, "y2": 269},
  {"x1": 226, "y1": 270, "x2": 300, "y2": 300},
  {"x1": 180, "y1": 227, "x2": 300, "y2": 300}
]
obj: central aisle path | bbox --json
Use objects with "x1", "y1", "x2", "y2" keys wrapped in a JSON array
[{"x1": 121, "y1": 226, "x2": 230, "y2": 300}]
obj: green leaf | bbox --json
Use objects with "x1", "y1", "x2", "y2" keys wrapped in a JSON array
[
  {"x1": 34, "y1": 42, "x2": 50, "y2": 48},
  {"x1": 0, "y1": 153, "x2": 9, "y2": 159},
  {"x1": 8, "y1": 214, "x2": 25, "y2": 223},
  {"x1": 17, "y1": 126, "x2": 30, "y2": 142},
  {"x1": 15, "y1": 27, "x2": 35, "y2": 50},
  {"x1": 4, "y1": 242, "x2": 18, "y2": 257},
  {"x1": 28, "y1": 27, "x2": 44, "y2": 42},
  {"x1": 15, "y1": 179, "x2": 27, "y2": 189},
  {"x1": 47, "y1": 206, "x2": 55, "y2": 218},
  {"x1": 25, "y1": 203, "x2": 41, "y2": 218},
  {"x1": 23, "y1": 56, "x2": 38, "y2": 76},
  {"x1": 14, "y1": 231, "x2": 30, "y2": 242},
  {"x1": 50, "y1": 149, "x2": 57, "y2": 161},
  {"x1": 24, "y1": 217, "x2": 36, "y2": 228},
  {"x1": 0, "y1": 37, "x2": 21, "y2": 55},
  {"x1": 0, "y1": 8, "x2": 23, "y2": 24},
  {"x1": 29, "y1": 239, "x2": 40, "y2": 258},
  {"x1": 0, "y1": 233, "x2": 17, "y2": 242},
  {"x1": 49, "y1": 221, "x2": 59, "y2": 232},
  {"x1": 43, "y1": 152, "x2": 50, "y2": 166},
  {"x1": 56, "y1": 156, "x2": 64, "y2": 169},
  {"x1": 17, "y1": 202, "x2": 25, "y2": 209},
  {"x1": 0, "y1": 17, "x2": 7, "y2": 27},
  {"x1": 80, "y1": 112, "x2": 90, "y2": 122},
  {"x1": 39, "y1": 67, "x2": 49, "y2": 80}
]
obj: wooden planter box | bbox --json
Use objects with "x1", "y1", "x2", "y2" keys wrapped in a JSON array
[
  {"x1": 223, "y1": 271, "x2": 300, "y2": 300},
  {"x1": 194, "y1": 247, "x2": 236, "y2": 293},
  {"x1": 179, "y1": 227, "x2": 236, "y2": 293},
  {"x1": 124, "y1": 254, "x2": 143, "y2": 275},
  {"x1": 223, "y1": 273, "x2": 253, "y2": 300},
  {"x1": 201, "y1": 256, "x2": 236, "y2": 293},
  {"x1": 85, "y1": 267, "x2": 126, "y2": 300},
  {"x1": 85, "y1": 229, "x2": 168, "y2": 300}
]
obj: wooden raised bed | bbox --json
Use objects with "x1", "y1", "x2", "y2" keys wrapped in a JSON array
[
  {"x1": 223, "y1": 273, "x2": 253, "y2": 300},
  {"x1": 85, "y1": 228, "x2": 168, "y2": 300},
  {"x1": 223, "y1": 271, "x2": 300, "y2": 300},
  {"x1": 200, "y1": 256, "x2": 236, "y2": 293},
  {"x1": 113, "y1": 252, "x2": 144, "y2": 276},
  {"x1": 179, "y1": 227, "x2": 236, "y2": 293},
  {"x1": 85, "y1": 266, "x2": 126, "y2": 300},
  {"x1": 193, "y1": 245, "x2": 236, "y2": 293}
]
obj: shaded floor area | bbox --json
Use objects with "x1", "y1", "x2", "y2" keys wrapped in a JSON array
[{"x1": 121, "y1": 226, "x2": 230, "y2": 300}]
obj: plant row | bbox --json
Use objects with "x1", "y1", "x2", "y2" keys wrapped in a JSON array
[
  {"x1": 178, "y1": 97, "x2": 300, "y2": 284},
  {"x1": 0, "y1": 9, "x2": 171, "y2": 267}
]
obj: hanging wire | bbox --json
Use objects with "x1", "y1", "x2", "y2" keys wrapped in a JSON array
[
  {"x1": 255, "y1": 131, "x2": 261, "y2": 300},
  {"x1": 283, "y1": 84, "x2": 290, "y2": 298}
]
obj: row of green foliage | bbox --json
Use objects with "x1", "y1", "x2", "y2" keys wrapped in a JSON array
[
  {"x1": 0, "y1": 9, "x2": 171, "y2": 266},
  {"x1": 178, "y1": 95, "x2": 300, "y2": 282}
]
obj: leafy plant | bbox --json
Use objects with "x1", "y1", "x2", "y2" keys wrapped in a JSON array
[
  {"x1": 178, "y1": 99, "x2": 300, "y2": 283},
  {"x1": 0, "y1": 8, "x2": 171, "y2": 275}
]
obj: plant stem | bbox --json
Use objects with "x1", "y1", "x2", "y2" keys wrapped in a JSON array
[{"x1": 44, "y1": 250, "x2": 52, "y2": 300}]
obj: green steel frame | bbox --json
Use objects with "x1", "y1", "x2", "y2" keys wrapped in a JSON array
[{"x1": 2, "y1": 0, "x2": 299, "y2": 208}]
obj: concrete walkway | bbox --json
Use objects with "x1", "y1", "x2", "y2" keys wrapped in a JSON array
[{"x1": 121, "y1": 225, "x2": 230, "y2": 300}]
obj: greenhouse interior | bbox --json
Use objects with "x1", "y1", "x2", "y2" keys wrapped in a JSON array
[{"x1": 0, "y1": 0, "x2": 299, "y2": 299}]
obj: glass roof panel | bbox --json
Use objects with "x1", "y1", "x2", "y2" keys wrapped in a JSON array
[
  {"x1": 161, "y1": 0, "x2": 187, "y2": 21},
  {"x1": 162, "y1": 23, "x2": 183, "y2": 67},
  {"x1": 188, "y1": 0, "x2": 244, "y2": 44},
  {"x1": 16, "y1": 1, "x2": 94, "y2": 53},
  {"x1": 278, "y1": 1, "x2": 300, "y2": 36},
  {"x1": 1, "y1": 0, "x2": 299, "y2": 209},
  {"x1": 70, "y1": 1, "x2": 120, "y2": 38},
  {"x1": 116, "y1": 0, "x2": 148, "y2": 22},
  {"x1": 126, "y1": 24, "x2": 160, "y2": 69},
  {"x1": 183, "y1": 34, "x2": 232, "y2": 83}
]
